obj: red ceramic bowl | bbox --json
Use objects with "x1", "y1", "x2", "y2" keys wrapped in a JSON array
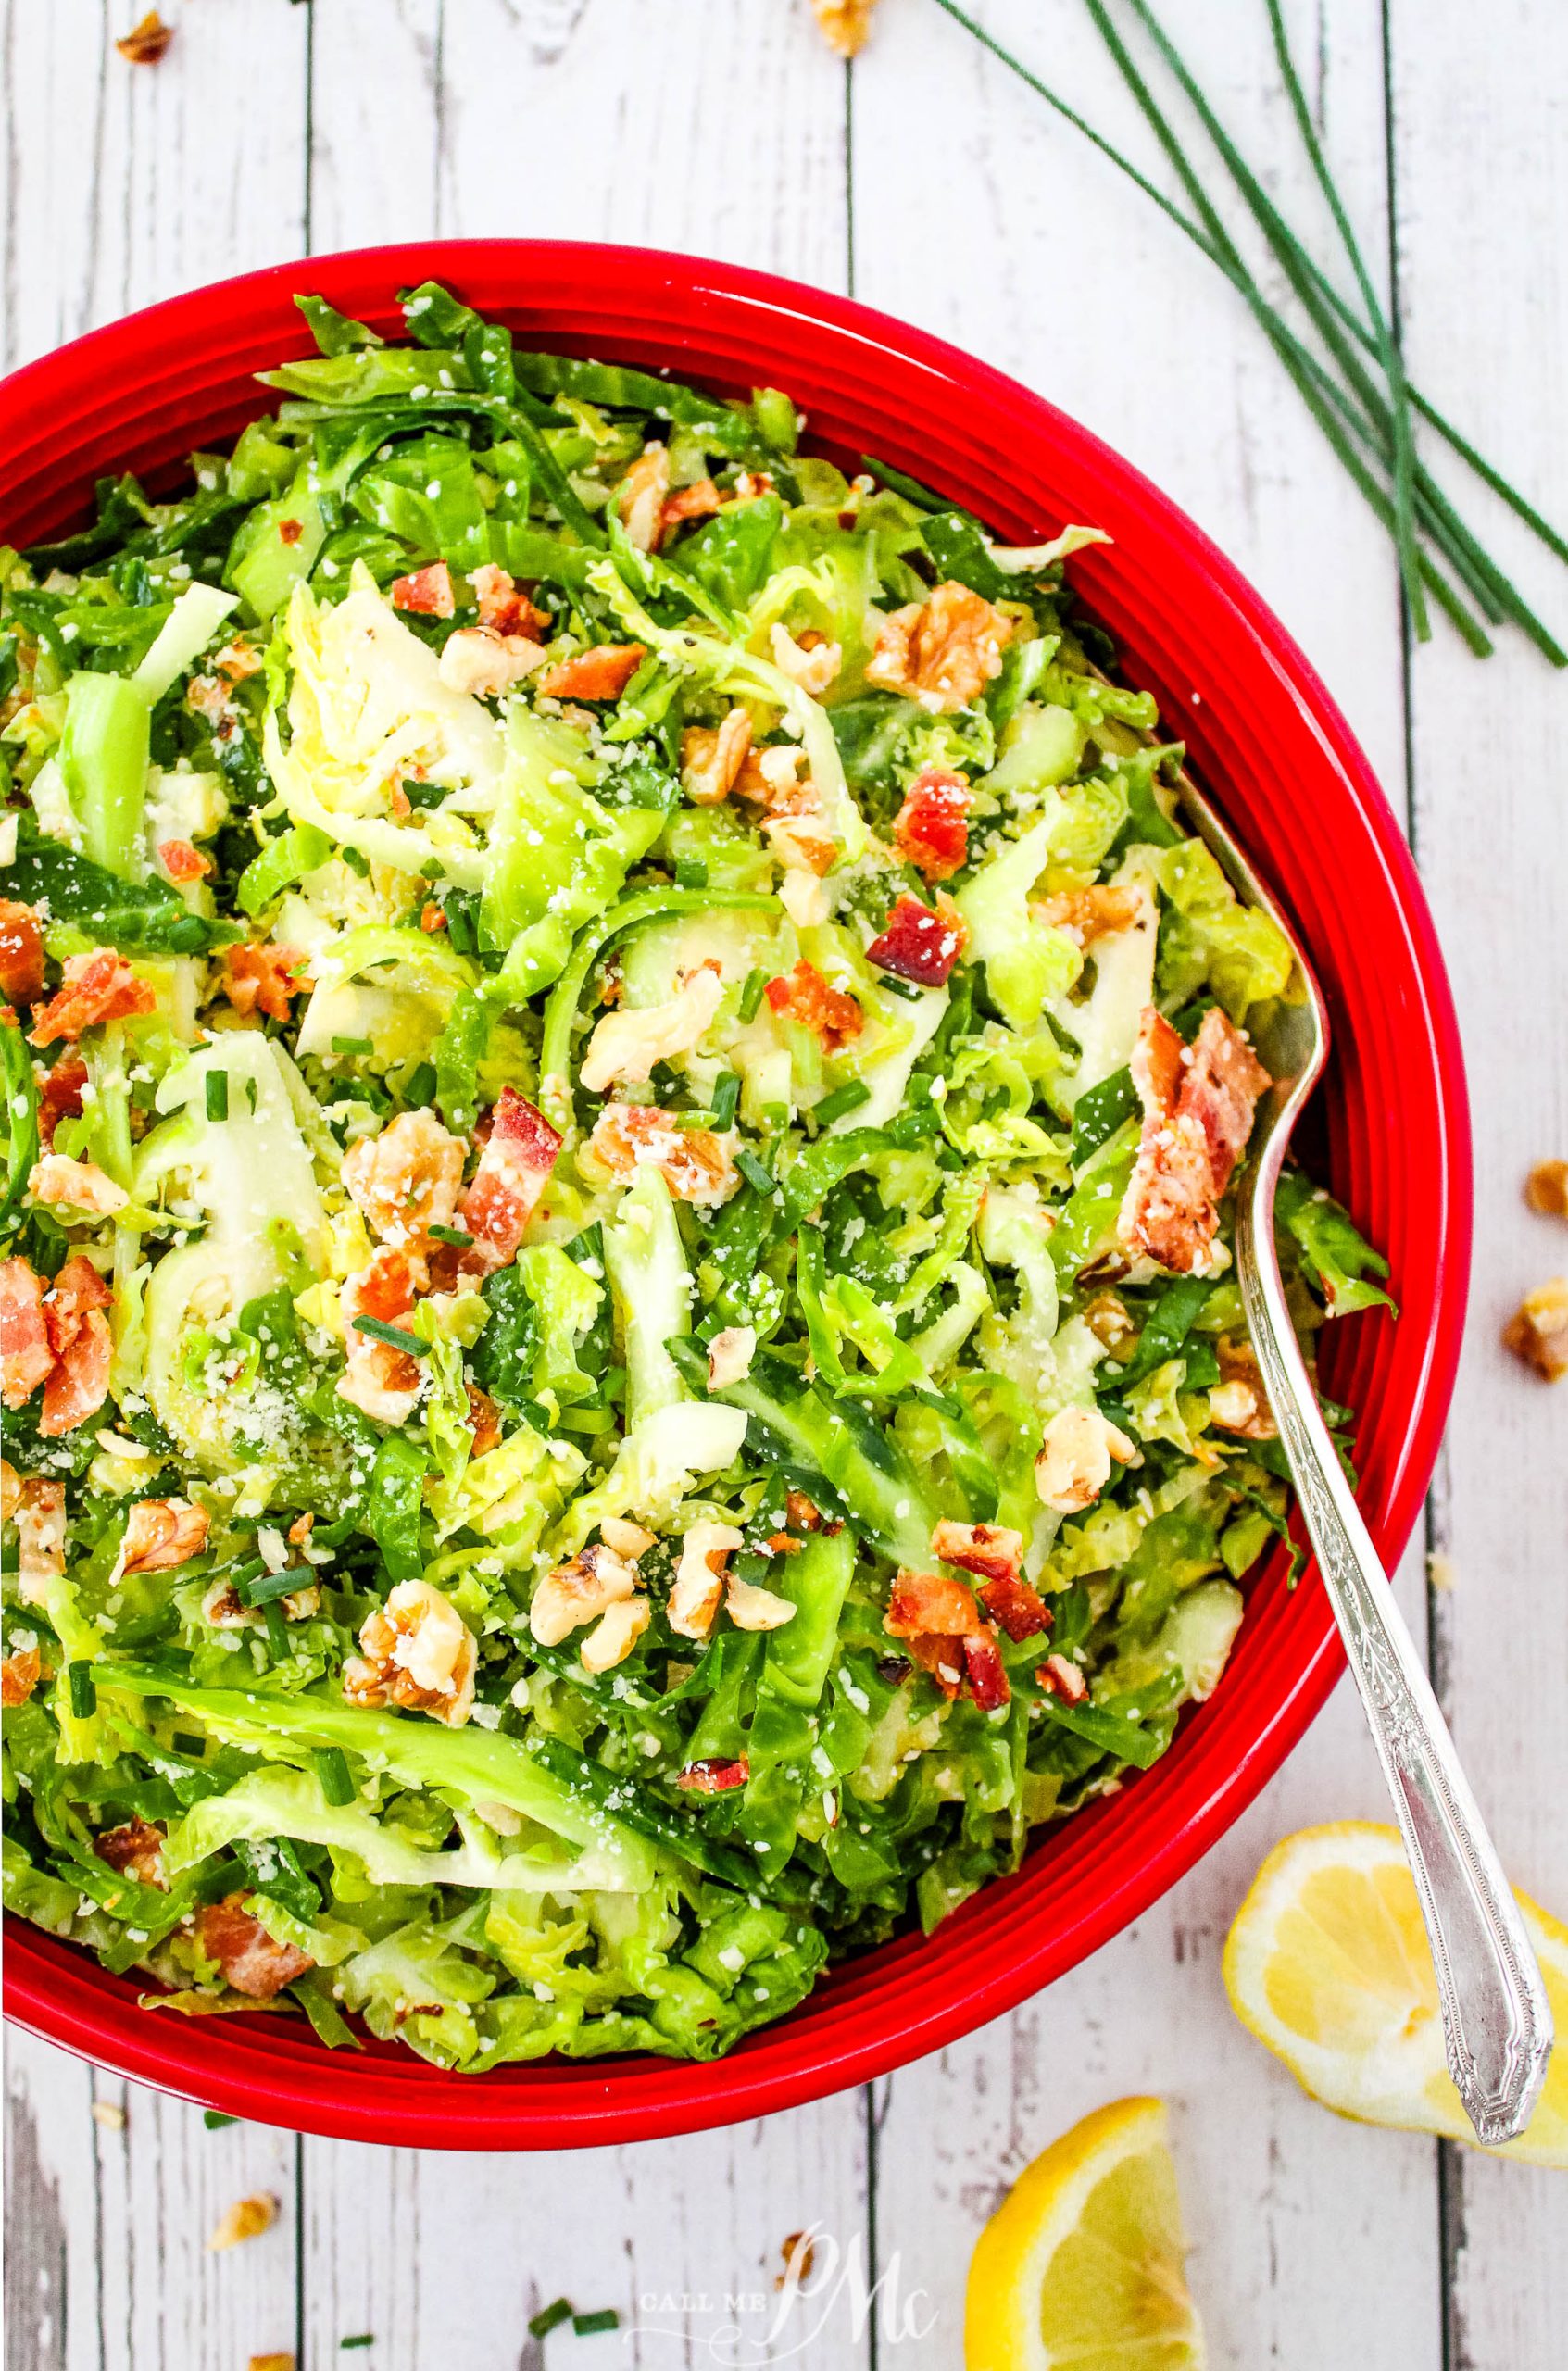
[{"x1": 0, "y1": 242, "x2": 1469, "y2": 2148}]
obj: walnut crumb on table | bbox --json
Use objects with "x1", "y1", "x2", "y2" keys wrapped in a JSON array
[
  {"x1": 207, "y1": 2194, "x2": 278, "y2": 2252},
  {"x1": 1501, "y1": 1277, "x2": 1568, "y2": 1381},
  {"x1": 1525, "y1": 1159, "x2": 1568, "y2": 1218},
  {"x1": 116, "y1": 10, "x2": 173, "y2": 64},
  {"x1": 810, "y1": 0, "x2": 883, "y2": 60}
]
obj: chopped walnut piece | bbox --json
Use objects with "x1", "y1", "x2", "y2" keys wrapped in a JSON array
[
  {"x1": 810, "y1": 0, "x2": 881, "y2": 57},
  {"x1": 580, "y1": 963, "x2": 724, "y2": 1093},
  {"x1": 770, "y1": 623, "x2": 841, "y2": 695},
  {"x1": 681, "y1": 709, "x2": 753, "y2": 805},
  {"x1": 1082, "y1": 1290, "x2": 1136, "y2": 1356},
  {"x1": 1035, "y1": 1405, "x2": 1137, "y2": 1514},
  {"x1": 529, "y1": 1543, "x2": 638, "y2": 1647},
  {"x1": 707, "y1": 1325, "x2": 757, "y2": 1388},
  {"x1": 197, "y1": 1896, "x2": 311, "y2": 2001},
  {"x1": 1209, "y1": 1335, "x2": 1277, "y2": 1440},
  {"x1": 2, "y1": 1459, "x2": 66, "y2": 1601},
  {"x1": 865, "y1": 582, "x2": 1014, "y2": 713},
  {"x1": 437, "y1": 625, "x2": 549, "y2": 698},
  {"x1": 90, "y1": 2101, "x2": 126, "y2": 2132},
  {"x1": 617, "y1": 444, "x2": 672, "y2": 553},
  {"x1": 725, "y1": 1574, "x2": 797, "y2": 1632},
  {"x1": 581, "y1": 1595, "x2": 652, "y2": 1675},
  {"x1": 599, "y1": 1517, "x2": 656, "y2": 1560},
  {"x1": 207, "y1": 2192, "x2": 279, "y2": 2252},
  {"x1": 734, "y1": 743, "x2": 806, "y2": 809},
  {"x1": 1502, "y1": 1278, "x2": 1568, "y2": 1382},
  {"x1": 585, "y1": 1102, "x2": 739, "y2": 1208},
  {"x1": 116, "y1": 10, "x2": 173, "y2": 65},
  {"x1": 1525, "y1": 1160, "x2": 1568, "y2": 1219},
  {"x1": 344, "y1": 1580, "x2": 477, "y2": 1724},
  {"x1": 1033, "y1": 884, "x2": 1147, "y2": 946},
  {"x1": 121, "y1": 1496, "x2": 210, "y2": 1574},
  {"x1": 343, "y1": 1109, "x2": 465, "y2": 1256},
  {"x1": 660, "y1": 480, "x2": 722, "y2": 541},
  {"x1": 785, "y1": 1489, "x2": 825, "y2": 1533},
  {"x1": 668, "y1": 1521, "x2": 744, "y2": 1642},
  {"x1": 28, "y1": 1154, "x2": 128, "y2": 1217}
]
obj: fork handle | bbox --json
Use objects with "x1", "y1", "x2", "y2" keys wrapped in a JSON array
[{"x1": 1236, "y1": 1187, "x2": 1553, "y2": 2148}]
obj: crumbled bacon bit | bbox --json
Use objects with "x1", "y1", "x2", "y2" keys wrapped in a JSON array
[
  {"x1": 214, "y1": 636, "x2": 263, "y2": 684},
  {"x1": 893, "y1": 769, "x2": 971, "y2": 882},
  {"x1": 470, "y1": 564, "x2": 547, "y2": 640},
  {"x1": 586, "y1": 1102, "x2": 739, "y2": 1208},
  {"x1": 420, "y1": 901, "x2": 445, "y2": 934},
  {"x1": 157, "y1": 838, "x2": 210, "y2": 884},
  {"x1": 116, "y1": 10, "x2": 173, "y2": 65},
  {"x1": 886, "y1": 1567, "x2": 985, "y2": 1639},
  {"x1": 30, "y1": 951, "x2": 156, "y2": 1047},
  {"x1": 962, "y1": 1628, "x2": 1010, "y2": 1711},
  {"x1": 676, "y1": 1758, "x2": 750, "y2": 1794},
  {"x1": 455, "y1": 1087, "x2": 561, "y2": 1274},
  {"x1": 865, "y1": 581, "x2": 1013, "y2": 713},
  {"x1": 220, "y1": 944, "x2": 310, "y2": 1023},
  {"x1": 1037, "y1": 1652, "x2": 1088, "y2": 1705},
  {"x1": 536, "y1": 643, "x2": 646, "y2": 702},
  {"x1": 466, "y1": 1385, "x2": 503, "y2": 1460},
  {"x1": 931, "y1": 1518, "x2": 1023, "y2": 1585},
  {"x1": 196, "y1": 1896, "x2": 312, "y2": 2000},
  {"x1": 617, "y1": 445, "x2": 672, "y2": 552},
  {"x1": 764, "y1": 960, "x2": 863, "y2": 1052},
  {"x1": 977, "y1": 1570, "x2": 1053, "y2": 1643},
  {"x1": 0, "y1": 1258, "x2": 54, "y2": 1410},
  {"x1": 37, "y1": 1255, "x2": 114, "y2": 1436},
  {"x1": 766, "y1": 1532, "x2": 805, "y2": 1557},
  {"x1": 36, "y1": 1057, "x2": 87, "y2": 1148},
  {"x1": 1502, "y1": 1277, "x2": 1568, "y2": 1382},
  {"x1": 786, "y1": 1490, "x2": 825, "y2": 1533},
  {"x1": 865, "y1": 891, "x2": 963, "y2": 987},
  {"x1": 120, "y1": 1497, "x2": 210, "y2": 1574},
  {"x1": 391, "y1": 561, "x2": 454, "y2": 617},
  {"x1": 94, "y1": 1817, "x2": 167, "y2": 1888},
  {"x1": 277, "y1": 518, "x2": 304, "y2": 547},
  {"x1": 659, "y1": 479, "x2": 722, "y2": 541},
  {"x1": 287, "y1": 1512, "x2": 315, "y2": 1548},
  {"x1": 884, "y1": 1567, "x2": 1009, "y2": 1708},
  {"x1": 1118, "y1": 1006, "x2": 1271, "y2": 1273},
  {"x1": 1, "y1": 1647, "x2": 42, "y2": 1706},
  {"x1": 387, "y1": 781, "x2": 413, "y2": 820},
  {"x1": 0, "y1": 904, "x2": 45, "y2": 1005},
  {"x1": 1525, "y1": 1160, "x2": 1568, "y2": 1219},
  {"x1": 338, "y1": 1245, "x2": 424, "y2": 1425}
]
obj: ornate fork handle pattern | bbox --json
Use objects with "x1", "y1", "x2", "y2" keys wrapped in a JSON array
[{"x1": 1237, "y1": 1173, "x2": 1553, "y2": 2147}]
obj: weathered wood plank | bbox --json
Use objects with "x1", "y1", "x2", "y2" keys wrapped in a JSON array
[
  {"x1": 0, "y1": 0, "x2": 309, "y2": 374},
  {"x1": 854, "y1": 5, "x2": 1440, "y2": 2364},
  {"x1": 1391, "y1": 2, "x2": 1568, "y2": 2364}
]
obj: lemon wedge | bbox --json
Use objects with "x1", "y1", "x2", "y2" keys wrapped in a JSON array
[
  {"x1": 1223, "y1": 1819, "x2": 1567, "y2": 2167},
  {"x1": 964, "y1": 2094, "x2": 1205, "y2": 2370}
]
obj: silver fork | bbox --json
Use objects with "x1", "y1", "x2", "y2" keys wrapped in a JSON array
[{"x1": 1174, "y1": 771, "x2": 1553, "y2": 2147}]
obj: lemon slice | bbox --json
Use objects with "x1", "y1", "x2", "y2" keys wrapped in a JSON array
[
  {"x1": 1223, "y1": 1820, "x2": 1568, "y2": 2167},
  {"x1": 964, "y1": 2095, "x2": 1205, "y2": 2370}
]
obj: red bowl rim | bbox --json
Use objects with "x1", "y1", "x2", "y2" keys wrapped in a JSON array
[{"x1": 0, "y1": 239, "x2": 1470, "y2": 2148}]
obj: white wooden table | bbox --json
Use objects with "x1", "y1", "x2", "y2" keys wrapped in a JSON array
[{"x1": 5, "y1": 4, "x2": 1564, "y2": 2365}]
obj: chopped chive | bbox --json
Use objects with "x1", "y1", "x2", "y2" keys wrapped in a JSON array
[
  {"x1": 737, "y1": 967, "x2": 767, "y2": 1024},
  {"x1": 428, "y1": 1223, "x2": 474, "y2": 1248},
  {"x1": 881, "y1": 976, "x2": 924, "y2": 1002},
  {"x1": 240, "y1": 1563, "x2": 306, "y2": 1607},
  {"x1": 402, "y1": 775, "x2": 446, "y2": 809},
  {"x1": 350, "y1": 1315, "x2": 429, "y2": 1358},
  {"x1": 170, "y1": 1730, "x2": 207, "y2": 1758},
  {"x1": 673, "y1": 855, "x2": 709, "y2": 889},
  {"x1": 66, "y1": 1662, "x2": 96, "y2": 1717},
  {"x1": 711, "y1": 1069, "x2": 740, "y2": 1129},
  {"x1": 812, "y1": 1079, "x2": 871, "y2": 1127},
  {"x1": 203, "y1": 2110, "x2": 238, "y2": 2129},
  {"x1": 226, "y1": 1554, "x2": 267, "y2": 1592},
  {"x1": 245, "y1": 1077, "x2": 259, "y2": 1114},
  {"x1": 332, "y1": 1035, "x2": 374, "y2": 1057},
  {"x1": 341, "y1": 845, "x2": 370, "y2": 877},
  {"x1": 204, "y1": 1072, "x2": 229, "y2": 1122},
  {"x1": 313, "y1": 1746, "x2": 355, "y2": 1807},
  {"x1": 528, "y1": 2300, "x2": 573, "y2": 2340},
  {"x1": 571, "y1": 2310, "x2": 619, "y2": 2338},
  {"x1": 734, "y1": 1148, "x2": 776, "y2": 1198},
  {"x1": 402, "y1": 1061, "x2": 437, "y2": 1106},
  {"x1": 261, "y1": 1602, "x2": 290, "y2": 1660}
]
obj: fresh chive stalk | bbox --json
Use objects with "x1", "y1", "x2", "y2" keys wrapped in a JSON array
[
  {"x1": 351, "y1": 1314, "x2": 429, "y2": 1358},
  {"x1": 711, "y1": 1069, "x2": 741, "y2": 1129},
  {"x1": 527, "y1": 2300, "x2": 573, "y2": 2340},
  {"x1": 926, "y1": 0, "x2": 1566, "y2": 664},
  {"x1": 313, "y1": 1747, "x2": 356, "y2": 1807},
  {"x1": 428, "y1": 1223, "x2": 474, "y2": 1248},
  {"x1": 734, "y1": 1147, "x2": 778, "y2": 1198},
  {"x1": 66, "y1": 1662, "x2": 97, "y2": 1717},
  {"x1": 240, "y1": 1562, "x2": 307, "y2": 1607},
  {"x1": 737, "y1": 967, "x2": 768, "y2": 1023},
  {"x1": 572, "y1": 2309, "x2": 620, "y2": 2337},
  {"x1": 205, "y1": 1072, "x2": 229, "y2": 1123},
  {"x1": 812, "y1": 1079, "x2": 872, "y2": 1127}
]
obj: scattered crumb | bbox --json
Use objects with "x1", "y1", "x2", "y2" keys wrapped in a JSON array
[
  {"x1": 1426, "y1": 1551, "x2": 1457, "y2": 1593},
  {"x1": 91, "y1": 2100, "x2": 126, "y2": 2133},
  {"x1": 1525, "y1": 1159, "x2": 1568, "y2": 1219},
  {"x1": 208, "y1": 2194, "x2": 278, "y2": 2252},
  {"x1": 247, "y1": 2356, "x2": 295, "y2": 2371},
  {"x1": 776, "y1": 2230, "x2": 817, "y2": 2288},
  {"x1": 1501, "y1": 1277, "x2": 1568, "y2": 1382},
  {"x1": 116, "y1": 10, "x2": 173, "y2": 63},
  {"x1": 810, "y1": 0, "x2": 881, "y2": 58}
]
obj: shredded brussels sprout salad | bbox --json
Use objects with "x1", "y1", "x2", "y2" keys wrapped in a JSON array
[{"x1": 0, "y1": 284, "x2": 1393, "y2": 2070}]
